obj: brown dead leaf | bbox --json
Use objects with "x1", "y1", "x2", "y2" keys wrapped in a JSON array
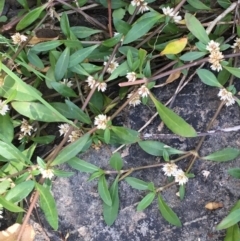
[
  {"x1": 205, "y1": 202, "x2": 223, "y2": 210},
  {"x1": 165, "y1": 71, "x2": 181, "y2": 84},
  {"x1": 0, "y1": 223, "x2": 35, "y2": 241},
  {"x1": 29, "y1": 36, "x2": 59, "y2": 45}
]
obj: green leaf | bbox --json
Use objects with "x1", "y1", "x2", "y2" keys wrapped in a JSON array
[
  {"x1": 125, "y1": 177, "x2": 149, "y2": 190},
  {"x1": 68, "y1": 45, "x2": 99, "y2": 68},
  {"x1": 12, "y1": 101, "x2": 70, "y2": 122},
  {"x1": 0, "y1": 115, "x2": 14, "y2": 142},
  {"x1": 218, "y1": 0, "x2": 231, "y2": 9},
  {"x1": 217, "y1": 209, "x2": 240, "y2": 230},
  {"x1": 228, "y1": 168, "x2": 240, "y2": 179},
  {"x1": 0, "y1": 180, "x2": 10, "y2": 195},
  {"x1": 185, "y1": 13, "x2": 210, "y2": 44},
  {"x1": 113, "y1": 19, "x2": 131, "y2": 35},
  {"x1": 51, "y1": 81, "x2": 77, "y2": 97},
  {"x1": 0, "y1": 195, "x2": 24, "y2": 212},
  {"x1": 158, "y1": 194, "x2": 182, "y2": 227},
  {"x1": 60, "y1": 12, "x2": 70, "y2": 38},
  {"x1": 104, "y1": 128, "x2": 111, "y2": 144},
  {"x1": 180, "y1": 52, "x2": 207, "y2": 61},
  {"x1": 68, "y1": 157, "x2": 99, "y2": 173},
  {"x1": 53, "y1": 169, "x2": 74, "y2": 177},
  {"x1": 196, "y1": 69, "x2": 222, "y2": 87},
  {"x1": 31, "y1": 41, "x2": 62, "y2": 52},
  {"x1": 137, "y1": 192, "x2": 155, "y2": 211},
  {"x1": 88, "y1": 170, "x2": 104, "y2": 181},
  {"x1": 16, "y1": 5, "x2": 47, "y2": 30},
  {"x1": 36, "y1": 183, "x2": 58, "y2": 230},
  {"x1": 102, "y1": 34, "x2": 123, "y2": 47},
  {"x1": 0, "y1": 0, "x2": 5, "y2": 15},
  {"x1": 179, "y1": 185, "x2": 185, "y2": 200},
  {"x1": 223, "y1": 66, "x2": 240, "y2": 78},
  {"x1": 5, "y1": 180, "x2": 34, "y2": 203},
  {"x1": 138, "y1": 141, "x2": 185, "y2": 156},
  {"x1": 123, "y1": 12, "x2": 163, "y2": 44},
  {"x1": 71, "y1": 26, "x2": 102, "y2": 38},
  {"x1": 103, "y1": 177, "x2": 119, "y2": 226},
  {"x1": 51, "y1": 134, "x2": 90, "y2": 166},
  {"x1": 109, "y1": 152, "x2": 123, "y2": 171},
  {"x1": 54, "y1": 47, "x2": 70, "y2": 81},
  {"x1": 218, "y1": 63, "x2": 231, "y2": 85},
  {"x1": 224, "y1": 224, "x2": 240, "y2": 241},
  {"x1": 28, "y1": 51, "x2": 44, "y2": 69},
  {"x1": 65, "y1": 100, "x2": 91, "y2": 124},
  {"x1": 31, "y1": 135, "x2": 55, "y2": 144},
  {"x1": 203, "y1": 148, "x2": 240, "y2": 162},
  {"x1": 111, "y1": 126, "x2": 140, "y2": 144},
  {"x1": 150, "y1": 95, "x2": 197, "y2": 137},
  {"x1": 187, "y1": 0, "x2": 211, "y2": 10},
  {"x1": 98, "y1": 175, "x2": 112, "y2": 206}
]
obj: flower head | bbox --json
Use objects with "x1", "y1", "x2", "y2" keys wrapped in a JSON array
[
  {"x1": 86, "y1": 76, "x2": 96, "y2": 89},
  {"x1": 20, "y1": 119, "x2": 34, "y2": 136},
  {"x1": 162, "y1": 163, "x2": 178, "y2": 177},
  {"x1": 232, "y1": 38, "x2": 240, "y2": 53},
  {"x1": 202, "y1": 170, "x2": 210, "y2": 178},
  {"x1": 174, "y1": 169, "x2": 188, "y2": 185},
  {"x1": 104, "y1": 56, "x2": 119, "y2": 74},
  {"x1": 206, "y1": 40, "x2": 220, "y2": 52},
  {"x1": 58, "y1": 123, "x2": 70, "y2": 136},
  {"x1": 61, "y1": 79, "x2": 73, "y2": 88},
  {"x1": 218, "y1": 88, "x2": 235, "y2": 106},
  {"x1": 162, "y1": 7, "x2": 182, "y2": 23},
  {"x1": 39, "y1": 167, "x2": 54, "y2": 180},
  {"x1": 138, "y1": 85, "x2": 150, "y2": 98},
  {"x1": 127, "y1": 92, "x2": 141, "y2": 107},
  {"x1": 94, "y1": 114, "x2": 110, "y2": 130},
  {"x1": 0, "y1": 100, "x2": 9, "y2": 115},
  {"x1": 11, "y1": 33, "x2": 27, "y2": 45},
  {"x1": 96, "y1": 82, "x2": 107, "y2": 92},
  {"x1": 208, "y1": 50, "x2": 224, "y2": 72},
  {"x1": 68, "y1": 129, "x2": 83, "y2": 143},
  {"x1": 126, "y1": 72, "x2": 137, "y2": 82}
]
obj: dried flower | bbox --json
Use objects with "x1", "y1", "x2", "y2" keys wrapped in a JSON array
[
  {"x1": 96, "y1": 82, "x2": 107, "y2": 92},
  {"x1": 0, "y1": 99, "x2": 9, "y2": 115},
  {"x1": 39, "y1": 167, "x2": 54, "y2": 180},
  {"x1": 138, "y1": 85, "x2": 150, "y2": 98},
  {"x1": 202, "y1": 170, "x2": 210, "y2": 178},
  {"x1": 58, "y1": 123, "x2": 70, "y2": 136},
  {"x1": 20, "y1": 119, "x2": 34, "y2": 136},
  {"x1": 11, "y1": 32, "x2": 27, "y2": 45},
  {"x1": 68, "y1": 129, "x2": 82, "y2": 143},
  {"x1": 86, "y1": 76, "x2": 96, "y2": 89},
  {"x1": 174, "y1": 169, "x2": 188, "y2": 185},
  {"x1": 162, "y1": 7, "x2": 182, "y2": 23},
  {"x1": 206, "y1": 40, "x2": 220, "y2": 52},
  {"x1": 104, "y1": 56, "x2": 119, "y2": 74},
  {"x1": 126, "y1": 72, "x2": 137, "y2": 82},
  {"x1": 49, "y1": 7, "x2": 55, "y2": 19},
  {"x1": 218, "y1": 88, "x2": 235, "y2": 106},
  {"x1": 232, "y1": 37, "x2": 240, "y2": 53},
  {"x1": 61, "y1": 79, "x2": 73, "y2": 88},
  {"x1": 162, "y1": 163, "x2": 178, "y2": 177},
  {"x1": 94, "y1": 114, "x2": 110, "y2": 130},
  {"x1": 208, "y1": 50, "x2": 224, "y2": 72},
  {"x1": 127, "y1": 92, "x2": 141, "y2": 107}
]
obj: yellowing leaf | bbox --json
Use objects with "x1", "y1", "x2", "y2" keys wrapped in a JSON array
[
  {"x1": 160, "y1": 38, "x2": 188, "y2": 56},
  {"x1": 165, "y1": 70, "x2": 181, "y2": 84}
]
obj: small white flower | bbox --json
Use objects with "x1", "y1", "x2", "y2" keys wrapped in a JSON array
[
  {"x1": 94, "y1": 114, "x2": 110, "y2": 130},
  {"x1": 68, "y1": 129, "x2": 82, "y2": 143},
  {"x1": 232, "y1": 38, "x2": 240, "y2": 53},
  {"x1": 206, "y1": 40, "x2": 220, "y2": 52},
  {"x1": 173, "y1": 14, "x2": 182, "y2": 23},
  {"x1": 138, "y1": 85, "x2": 150, "y2": 98},
  {"x1": 174, "y1": 169, "x2": 188, "y2": 185},
  {"x1": 11, "y1": 32, "x2": 27, "y2": 45},
  {"x1": 127, "y1": 92, "x2": 141, "y2": 107},
  {"x1": 131, "y1": 0, "x2": 144, "y2": 7},
  {"x1": 162, "y1": 7, "x2": 181, "y2": 23},
  {"x1": 0, "y1": 100, "x2": 9, "y2": 115},
  {"x1": 96, "y1": 82, "x2": 107, "y2": 92},
  {"x1": 126, "y1": 72, "x2": 137, "y2": 82},
  {"x1": 58, "y1": 123, "x2": 70, "y2": 136},
  {"x1": 208, "y1": 50, "x2": 224, "y2": 72},
  {"x1": 218, "y1": 88, "x2": 235, "y2": 106},
  {"x1": 20, "y1": 119, "x2": 34, "y2": 136},
  {"x1": 162, "y1": 163, "x2": 178, "y2": 177},
  {"x1": 138, "y1": 2, "x2": 149, "y2": 14},
  {"x1": 39, "y1": 167, "x2": 54, "y2": 180},
  {"x1": 86, "y1": 76, "x2": 96, "y2": 89},
  {"x1": 104, "y1": 56, "x2": 119, "y2": 74},
  {"x1": 61, "y1": 79, "x2": 73, "y2": 88},
  {"x1": 202, "y1": 170, "x2": 210, "y2": 178}
]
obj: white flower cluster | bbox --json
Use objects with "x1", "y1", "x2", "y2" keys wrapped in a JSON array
[
  {"x1": 86, "y1": 76, "x2": 107, "y2": 92},
  {"x1": 162, "y1": 7, "x2": 182, "y2": 23},
  {"x1": 0, "y1": 99, "x2": 9, "y2": 116},
  {"x1": 61, "y1": 78, "x2": 73, "y2": 88},
  {"x1": 218, "y1": 88, "x2": 235, "y2": 106},
  {"x1": 94, "y1": 114, "x2": 110, "y2": 130},
  {"x1": 162, "y1": 163, "x2": 188, "y2": 185},
  {"x1": 104, "y1": 56, "x2": 119, "y2": 74},
  {"x1": 18, "y1": 119, "x2": 35, "y2": 140},
  {"x1": 11, "y1": 32, "x2": 27, "y2": 45},
  {"x1": 206, "y1": 40, "x2": 224, "y2": 72},
  {"x1": 131, "y1": 0, "x2": 149, "y2": 14},
  {"x1": 58, "y1": 124, "x2": 83, "y2": 142},
  {"x1": 232, "y1": 37, "x2": 240, "y2": 53},
  {"x1": 39, "y1": 166, "x2": 54, "y2": 180}
]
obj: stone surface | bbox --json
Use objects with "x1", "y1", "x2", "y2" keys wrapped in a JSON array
[{"x1": 33, "y1": 76, "x2": 240, "y2": 241}]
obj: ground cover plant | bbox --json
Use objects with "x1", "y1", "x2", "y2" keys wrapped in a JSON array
[{"x1": 0, "y1": 0, "x2": 240, "y2": 240}]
